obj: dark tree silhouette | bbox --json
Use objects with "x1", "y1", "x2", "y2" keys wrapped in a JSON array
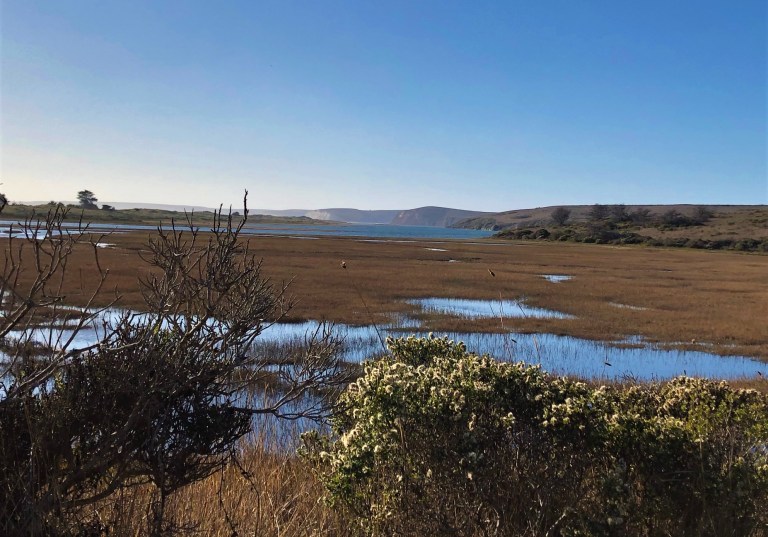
[
  {"x1": 630, "y1": 208, "x2": 652, "y2": 225},
  {"x1": 609, "y1": 204, "x2": 629, "y2": 222},
  {"x1": 588, "y1": 204, "x2": 609, "y2": 221},
  {"x1": 551, "y1": 207, "x2": 571, "y2": 226},
  {"x1": 692, "y1": 206, "x2": 713, "y2": 224},
  {"x1": 77, "y1": 190, "x2": 98, "y2": 209}
]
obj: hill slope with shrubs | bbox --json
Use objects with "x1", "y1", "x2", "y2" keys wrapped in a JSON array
[{"x1": 482, "y1": 204, "x2": 768, "y2": 252}]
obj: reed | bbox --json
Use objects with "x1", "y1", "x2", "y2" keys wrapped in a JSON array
[{"x1": 73, "y1": 426, "x2": 348, "y2": 536}]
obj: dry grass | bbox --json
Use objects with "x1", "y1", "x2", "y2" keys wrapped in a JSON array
[
  {"x1": 726, "y1": 377, "x2": 768, "y2": 394},
  {"x1": 636, "y1": 207, "x2": 768, "y2": 241},
  {"x1": 13, "y1": 231, "x2": 767, "y2": 361},
  {"x1": 75, "y1": 430, "x2": 346, "y2": 536}
]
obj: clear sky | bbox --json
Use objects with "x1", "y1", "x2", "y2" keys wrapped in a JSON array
[{"x1": 1, "y1": 1, "x2": 766, "y2": 211}]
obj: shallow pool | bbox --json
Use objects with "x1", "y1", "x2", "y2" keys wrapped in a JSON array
[
  {"x1": 3, "y1": 308, "x2": 766, "y2": 381},
  {"x1": 407, "y1": 297, "x2": 575, "y2": 320}
]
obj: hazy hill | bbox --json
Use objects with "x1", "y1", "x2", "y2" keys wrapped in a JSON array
[
  {"x1": 16, "y1": 201, "x2": 490, "y2": 227},
  {"x1": 105, "y1": 205, "x2": 489, "y2": 227},
  {"x1": 0, "y1": 203, "x2": 330, "y2": 226},
  {"x1": 95, "y1": 204, "x2": 397, "y2": 222},
  {"x1": 304, "y1": 207, "x2": 492, "y2": 226},
  {"x1": 391, "y1": 206, "x2": 493, "y2": 227}
]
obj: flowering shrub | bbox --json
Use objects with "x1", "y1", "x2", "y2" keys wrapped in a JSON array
[{"x1": 303, "y1": 336, "x2": 768, "y2": 536}]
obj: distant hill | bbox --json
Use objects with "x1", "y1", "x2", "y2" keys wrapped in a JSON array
[
  {"x1": 24, "y1": 201, "x2": 221, "y2": 212},
  {"x1": 17, "y1": 201, "x2": 489, "y2": 227},
  {"x1": 304, "y1": 207, "x2": 492, "y2": 226},
  {"x1": 92, "y1": 203, "x2": 491, "y2": 227},
  {"x1": 391, "y1": 206, "x2": 493, "y2": 227},
  {"x1": 453, "y1": 204, "x2": 768, "y2": 230},
  {"x1": 93, "y1": 205, "x2": 400, "y2": 224},
  {"x1": 23, "y1": 201, "x2": 312, "y2": 218},
  {"x1": 0, "y1": 203, "x2": 331, "y2": 227},
  {"x1": 452, "y1": 204, "x2": 768, "y2": 252}
]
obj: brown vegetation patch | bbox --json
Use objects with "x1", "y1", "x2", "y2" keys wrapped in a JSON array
[
  {"x1": 76, "y1": 433, "x2": 346, "y2": 536},
  {"x1": 16, "y1": 232, "x2": 767, "y2": 362}
]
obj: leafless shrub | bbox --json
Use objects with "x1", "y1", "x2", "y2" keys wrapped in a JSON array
[
  {"x1": 629, "y1": 207, "x2": 652, "y2": 225},
  {"x1": 587, "y1": 203, "x2": 610, "y2": 221},
  {"x1": 0, "y1": 194, "x2": 346, "y2": 535},
  {"x1": 550, "y1": 207, "x2": 570, "y2": 225}
]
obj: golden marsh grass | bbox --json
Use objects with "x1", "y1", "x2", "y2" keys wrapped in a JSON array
[{"x1": 18, "y1": 231, "x2": 767, "y2": 361}]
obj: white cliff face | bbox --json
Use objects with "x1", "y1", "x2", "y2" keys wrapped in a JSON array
[
  {"x1": 305, "y1": 210, "x2": 335, "y2": 220},
  {"x1": 302, "y1": 209, "x2": 400, "y2": 224}
]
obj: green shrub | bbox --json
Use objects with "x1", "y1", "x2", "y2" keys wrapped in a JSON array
[
  {"x1": 304, "y1": 336, "x2": 768, "y2": 536},
  {"x1": 735, "y1": 239, "x2": 760, "y2": 251},
  {"x1": 662, "y1": 237, "x2": 689, "y2": 248},
  {"x1": 518, "y1": 229, "x2": 534, "y2": 238},
  {"x1": 710, "y1": 239, "x2": 735, "y2": 250}
]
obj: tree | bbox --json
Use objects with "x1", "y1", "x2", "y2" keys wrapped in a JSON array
[
  {"x1": 692, "y1": 206, "x2": 713, "y2": 224},
  {"x1": 77, "y1": 189, "x2": 98, "y2": 209},
  {"x1": 550, "y1": 207, "x2": 571, "y2": 226},
  {"x1": 660, "y1": 209, "x2": 694, "y2": 227},
  {"x1": 609, "y1": 204, "x2": 629, "y2": 222},
  {"x1": 629, "y1": 208, "x2": 652, "y2": 225},
  {"x1": 0, "y1": 194, "x2": 344, "y2": 534},
  {"x1": 588, "y1": 204, "x2": 609, "y2": 221}
]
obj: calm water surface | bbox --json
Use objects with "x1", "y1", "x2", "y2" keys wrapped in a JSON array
[
  {"x1": 408, "y1": 298, "x2": 575, "y2": 320},
  {"x1": 254, "y1": 320, "x2": 767, "y2": 381},
  {"x1": 4, "y1": 305, "x2": 766, "y2": 381},
  {"x1": 0, "y1": 220, "x2": 493, "y2": 240}
]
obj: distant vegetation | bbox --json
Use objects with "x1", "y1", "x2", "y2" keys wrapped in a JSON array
[
  {"x1": 484, "y1": 204, "x2": 768, "y2": 252},
  {"x1": 0, "y1": 201, "x2": 331, "y2": 227},
  {"x1": 76, "y1": 189, "x2": 99, "y2": 209}
]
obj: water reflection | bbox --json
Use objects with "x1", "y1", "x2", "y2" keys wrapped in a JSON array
[
  {"x1": 0, "y1": 221, "x2": 493, "y2": 241},
  {"x1": 253, "y1": 321, "x2": 766, "y2": 381},
  {"x1": 3, "y1": 308, "x2": 766, "y2": 381},
  {"x1": 610, "y1": 302, "x2": 649, "y2": 311},
  {"x1": 408, "y1": 297, "x2": 575, "y2": 320},
  {"x1": 541, "y1": 274, "x2": 572, "y2": 283}
]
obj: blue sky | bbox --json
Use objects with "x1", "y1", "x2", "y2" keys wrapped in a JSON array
[{"x1": 1, "y1": 1, "x2": 766, "y2": 211}]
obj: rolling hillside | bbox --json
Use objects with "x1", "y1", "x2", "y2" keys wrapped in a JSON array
[{"x1": 454, "y1": 204, "x2": 768, "y2": 233}]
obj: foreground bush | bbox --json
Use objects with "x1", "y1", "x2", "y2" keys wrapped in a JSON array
[
  {"x1": 0, "y1": 198, "x2": 344, "y2": 534},
  {"x1": 303, "y1": 336, "x2": 768, "y2": 536}
]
